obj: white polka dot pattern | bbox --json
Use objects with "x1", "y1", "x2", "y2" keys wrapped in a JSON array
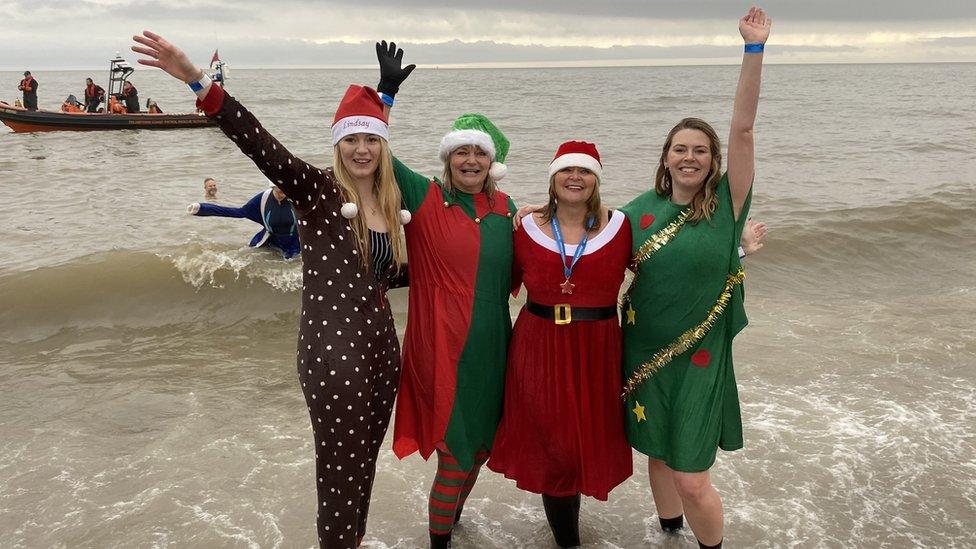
[{"x1": 212, "y1": 92, "x2": 401, "y2": 548}]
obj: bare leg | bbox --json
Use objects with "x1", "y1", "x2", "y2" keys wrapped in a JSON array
[
  {"x1": 648, "y1": 458, "x2": 684, "y2": 525},
  {"x1": 672, "y1": 470, "x2": 723, "y2": 546}
]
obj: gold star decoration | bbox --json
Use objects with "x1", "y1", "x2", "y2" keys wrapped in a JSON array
[
  {"x1": 625, "y1": 304, "x2": 636, "y2": 325},
  {"x1": 632, "y1": 401, "x2": 646, "y2": 422}
]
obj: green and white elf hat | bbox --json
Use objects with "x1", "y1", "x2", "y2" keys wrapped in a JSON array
[{"x1": 438, "y1": 113, "x2": 510, "y2": 180}]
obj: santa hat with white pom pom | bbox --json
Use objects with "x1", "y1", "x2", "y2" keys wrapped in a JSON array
[{"x1": 438, "y1": 113, "x2": 509, "y2": 181}]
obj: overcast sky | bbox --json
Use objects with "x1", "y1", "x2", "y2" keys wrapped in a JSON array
[{"x1": 2, "y1": 0, "x2": 974, "y2": 69}]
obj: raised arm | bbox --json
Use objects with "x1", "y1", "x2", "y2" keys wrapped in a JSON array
[
  {"x1": 727, "y1": 7, "x2": 771, "y2": 220},
  {"x1": 132, "y1": 31, "x2": 328, "y2": 215},
  {"x1": 375, "y1": 40, "x2": 431, "y2": 211},
  {"x1": 188, "y1": 193, "x2": 264, "y2": 223},
  {"x1": 376, "y1": 40, "x2": 415, "y2": 111}
]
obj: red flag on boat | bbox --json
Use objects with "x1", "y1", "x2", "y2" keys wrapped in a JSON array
[{"x1": 210, "y1": 50, "x2": 220, "y2": 68}]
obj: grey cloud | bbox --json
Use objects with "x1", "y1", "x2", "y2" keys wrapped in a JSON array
[
  {"x1": 924, "y1": 36, "x2": 976, "y2": 46},
  {"x1": 4, "y1": 0, "x2": 254, "y2": 22},
  {"x1": 302, "y1": 0, "x2": 976, "y2": 21},
  {"x1": 103, "y1": 1, "x2": 255, "y2": 22}
]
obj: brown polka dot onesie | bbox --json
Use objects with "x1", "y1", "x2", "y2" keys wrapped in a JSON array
[{"x1": 197, "y1": 85, "x2": 401, "y2": 548}]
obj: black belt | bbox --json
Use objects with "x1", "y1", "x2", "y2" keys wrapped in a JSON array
[{"x1": 525, "y1": 301, "x2": 618, "y2": 325}]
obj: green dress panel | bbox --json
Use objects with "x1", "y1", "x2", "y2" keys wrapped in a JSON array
[
  {"x1": 620, "y1": 173, "x2": 750, "y2": 472},
  {"x1": 391, "y1": 158, "x2": 518, "y2": 471}
]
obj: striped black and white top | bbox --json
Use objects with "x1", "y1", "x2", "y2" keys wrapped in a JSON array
[{"x1": 369, "y1": 229, "x2": 393, "y2": 279}]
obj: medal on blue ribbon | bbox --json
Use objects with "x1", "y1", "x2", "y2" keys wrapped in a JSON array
[{"x1": 551, "y1": 214, "x2": 596, "y2": 294}]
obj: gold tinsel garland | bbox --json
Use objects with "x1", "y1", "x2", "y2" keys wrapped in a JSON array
[
  {"x1": 633, "y1": 209, "x2": 691, "y2": 265},
  {"x1": 620, "y1": 209, "x2": 691, "y2": 308},
  {"x1": 621, "y1": 268, "x2": 745, "y2": 398}
]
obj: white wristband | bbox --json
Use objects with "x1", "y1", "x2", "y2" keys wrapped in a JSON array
[
  {"x1": 738, "y1": 246, "x2": 746, "y2": 259},
  {"x1": 188, "y1": 74, "x2": 213, "y2": 100}
]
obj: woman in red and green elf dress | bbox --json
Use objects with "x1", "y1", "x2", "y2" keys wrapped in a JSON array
[
  {"x1": 375, "y1": 43, "x2": 518, "y2": 548},
  {"x1": 393, "y1": 118, "x2": 515, "y2": 547},
  {"x1": 618, "y1": 8, "x2": 771, "y2": 549}
]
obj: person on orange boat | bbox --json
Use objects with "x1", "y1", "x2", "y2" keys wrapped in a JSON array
[
  {"x1": 133, "y1": 30, "x2": 408, "y2": 548},
  {"x1": 489, "y1": 141, "x2": 633, "y2": 548},
  {"x1": 120, "y1": 81, "x2": 140, "y2": 113},
  {"x1": 61, "y1": 95, "x2": 84, "y2": 113},
  {"x1": 203, "y1": 177, "x2": 218, "y2": 200},
  {"x1": 619, "y1": 8, "x2": 772, "y2": 549},
  {"x1": 107, "y1": 95, "x2": 127, "y2": 114},
  {"x1": 18, "y1": 71, "x2": 38, "y2": 111},
  {"x1": 84, "y1": 78, "x2": 105, "y2": 113}
]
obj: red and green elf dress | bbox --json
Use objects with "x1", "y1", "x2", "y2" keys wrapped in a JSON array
[
  {"x1": 391, "y1": 158, "x2": 517, "y2": 471},
  {"x1": 619, "y1": 173, "x2": 750, "y2": 472}
]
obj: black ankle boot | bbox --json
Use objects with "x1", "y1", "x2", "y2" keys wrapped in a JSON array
[
  {"x1": 659, "y1": 514, "x2": 684, "y2": 533},
  {"x1": 429, "y1": 531, "x2": 452, "y2": 549},
  {"x1": 542, "y1": 494, "x2": 581, "y2": 548}
]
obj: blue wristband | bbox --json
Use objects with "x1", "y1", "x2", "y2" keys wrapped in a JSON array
[
  {"x1": 377, "y1": 92, "x2": 394, "y2": 107},
  {"x1": 744, "y1": 43, "x2": 764, "y2": 54}
]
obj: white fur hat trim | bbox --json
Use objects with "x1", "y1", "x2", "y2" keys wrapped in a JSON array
[
  {"x1": 332, "y1": 115, "x2": 389, "y2": 145},
  {"x1": 438, "y1": 129, "x2": 496, "y2": 161},
  {"x1": 548, "y1": 152, "x2": 603, "y2": 180}
]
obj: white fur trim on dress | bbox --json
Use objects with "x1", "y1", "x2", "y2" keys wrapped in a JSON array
[
  {"x1": 522, "y1": 209, "x2": 625, "y2": 256},
  {"x1": 438, "y1": 129, "x2": 496, "y2": 161},
  {"x1": 331, "y1": 115, "x2": 389, "y2": 145},
  {"x1": 548, "y1": 153, "x2": 603, "y2": 180}
]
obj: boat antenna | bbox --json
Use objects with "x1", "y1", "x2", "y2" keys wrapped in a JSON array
[{"x1": 108, "y1": 53, "x2": 134, "y2": 99}]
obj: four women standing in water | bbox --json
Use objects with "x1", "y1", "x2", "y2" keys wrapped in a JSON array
[{"x1": 132, "y1": 5, "x2": 770, "y2": 547}]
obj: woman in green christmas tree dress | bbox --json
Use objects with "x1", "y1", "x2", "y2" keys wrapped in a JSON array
[{"x1": 619, "y1": 7, "x2": 772, "y2": 549}]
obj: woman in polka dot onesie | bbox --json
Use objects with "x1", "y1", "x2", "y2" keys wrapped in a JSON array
[{"x1": 133, "y1": 31, "x2": 410, "y2": 548}]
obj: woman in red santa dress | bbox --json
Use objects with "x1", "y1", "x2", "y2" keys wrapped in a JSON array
[{"x1": 489, "y1": 140, "x2": 633, "y2": 548}]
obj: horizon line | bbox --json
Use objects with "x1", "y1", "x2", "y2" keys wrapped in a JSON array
[{"x1": 2, "y1": 59, "x2": 974, "y2": 72}]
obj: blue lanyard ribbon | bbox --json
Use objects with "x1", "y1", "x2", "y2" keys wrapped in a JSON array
[{"x1": 551, "y1": 214, "x2": 596, "y2": 280}]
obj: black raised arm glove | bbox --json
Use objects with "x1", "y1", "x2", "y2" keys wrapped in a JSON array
[{"x1": 375, "y1": 40, "x2": 416, "y2": 98}]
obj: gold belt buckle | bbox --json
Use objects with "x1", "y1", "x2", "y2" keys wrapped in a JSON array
[{"x1": 554, "y1": 303, "x2": 572, "y2": 325}]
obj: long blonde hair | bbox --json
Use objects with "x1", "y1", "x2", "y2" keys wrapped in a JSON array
[
  {"x1": 654, "y1": 118, "x2": 723, "y2": 223},
  {"x1": 332, "y1": 139, "x2": 405, "y2": 272}
]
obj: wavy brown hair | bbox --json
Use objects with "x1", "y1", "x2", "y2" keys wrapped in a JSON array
[
  {"x1": 332, "y1": 139, "x2": 405, "y2": 273},
  {"x1": 655, "y1": 118, "x2": 723, "y2": 223}
]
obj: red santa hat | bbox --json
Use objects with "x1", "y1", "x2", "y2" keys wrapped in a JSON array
[
  {"x1": 548, "y1": 140, "x2": 603, "y2": 180},
  {"x1": 331, "y1": 85, "x2": 389, "y2": 145}
]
